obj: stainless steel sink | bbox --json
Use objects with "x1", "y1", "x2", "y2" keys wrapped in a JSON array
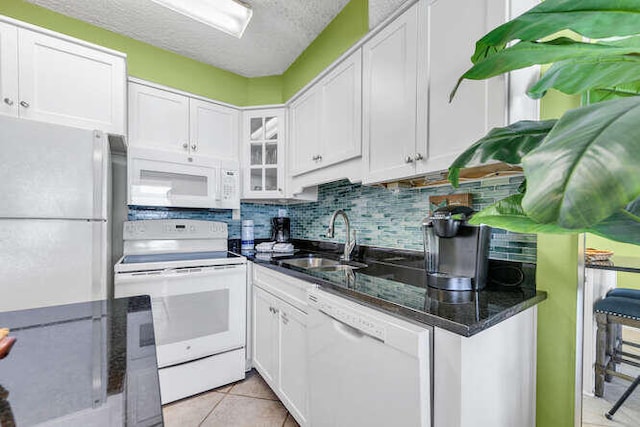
[{"x1": 280, "y1": 256, "x2": 366, "y2": 271}]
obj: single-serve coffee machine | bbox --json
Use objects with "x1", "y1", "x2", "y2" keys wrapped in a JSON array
[
  {"x1": 271, "y1": 217, "x2": 291, "y2": 243},
  {"x1": 422, "y1": 206, "x2": 491, "y2": 291}
]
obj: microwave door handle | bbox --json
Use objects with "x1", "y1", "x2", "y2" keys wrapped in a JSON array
[{"x1": 215, "y1": 171, "x2": 222, "y2": 201}]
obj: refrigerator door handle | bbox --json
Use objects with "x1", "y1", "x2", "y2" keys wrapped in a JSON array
[
  {"x1": 92, "y1": 130, "x2": 108, "y2": 220},
  {"x1": 92, "y1": 221, "x2": 107, "y2": 301}
]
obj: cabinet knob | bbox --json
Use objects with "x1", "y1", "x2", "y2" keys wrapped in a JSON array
[
  {"x1": 191, "y1": 144, "x2": 197, "y2": 151},
  {"x1": 405, "y1": 155, "x2": 414, "y2": 163},
  {"x1": 317, "y1": 155, "x2": 322, "y2": 161},
  {"x1": 414, "y1": 153, "x2": 424, "y2": 161},
  {"x1": 278, "y1": 188, "x2": 282, "y2": 192},
  {"x1": 19, "y1": 100, "x2": 30, "y2": 108},
  {"x1": 182, "y1": 143, "x2": 189, "y2": 150},
  {"x1": 3, "y1": 98, "x2": 13, "y2": 106}
]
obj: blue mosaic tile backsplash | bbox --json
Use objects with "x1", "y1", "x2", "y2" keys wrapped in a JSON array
[
  {"x1": 129, "y1": 176, "x2": 537, "y2": 263},
  {"x1": 128, "y1": 203, "x2": 285, "y2": 240},
  {"x1": 286, "y1": 177, "x2": 537, "y2": 263}
]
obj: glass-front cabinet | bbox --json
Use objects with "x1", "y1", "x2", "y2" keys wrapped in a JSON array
[{"x1": 242, "y1": 108, "x2": 286, "y2": 199}]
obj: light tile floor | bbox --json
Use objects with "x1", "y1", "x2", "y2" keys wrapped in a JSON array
[
  {"x1": 162, "y1": 370, "x2": 300, "y2": 427},
  {"x1": 582, "y1": 328, "x2": 640, "y2": 427}
]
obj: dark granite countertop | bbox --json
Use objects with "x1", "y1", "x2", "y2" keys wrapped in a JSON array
[
  {"x1": 246, "y1": 240, "x2": 547, "y2": 337},
  {"x1": 586, "y1": 256, "x2": 640, "y2": 274},
  {"x1": 0, "y1": 296, "x2": 162, "y2": 426}
]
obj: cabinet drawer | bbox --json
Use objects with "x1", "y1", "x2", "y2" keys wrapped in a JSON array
[{"x1": 252, "y1": 264, "x2": 314, "y2": 312}]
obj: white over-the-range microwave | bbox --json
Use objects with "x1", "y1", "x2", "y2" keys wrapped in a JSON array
[{"x1": 128, "y1": 147, "x2": 240, "y2": 209}]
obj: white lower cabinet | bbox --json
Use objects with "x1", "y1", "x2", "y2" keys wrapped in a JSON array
[
  {"x1": 252, "y1": 269, "x2": 309, "y2": 426},
  {"x1": 251, "y1": 263, "x2": 538, "y2": 427}
]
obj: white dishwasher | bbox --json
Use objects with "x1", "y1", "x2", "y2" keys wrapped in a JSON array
[{"x1": 307, "y1": 289, "x2": 432, "y2": 427}]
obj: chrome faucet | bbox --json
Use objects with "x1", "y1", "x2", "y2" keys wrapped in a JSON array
[{"x1": 326, "y1": 209, "x2": 356, "y2": 262}]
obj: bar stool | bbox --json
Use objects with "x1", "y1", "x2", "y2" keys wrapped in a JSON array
[{"x1": 594, "y1": 289, "x2": 640, "y2": 419}]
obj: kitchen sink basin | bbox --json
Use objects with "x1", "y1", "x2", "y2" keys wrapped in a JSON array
[{"x1": 279, "y1": 256, "x2": 366, "y2": 271}]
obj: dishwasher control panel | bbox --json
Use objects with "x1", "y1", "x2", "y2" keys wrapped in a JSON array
[{"x1": 309, "y1": 292, "x2": 386, "y2": 341}]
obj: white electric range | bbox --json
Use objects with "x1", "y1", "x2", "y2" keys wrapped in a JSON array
[{"x1": 114, "y1": 219, "x2": 247, "y2": 404}]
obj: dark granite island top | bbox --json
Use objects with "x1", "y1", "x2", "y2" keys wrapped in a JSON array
[
  {"x1": 247, "y1": 241, "x2": 547, "y2": 337},
  {"x1": 0, "y1": 296, "x2": 162, "y2": 427}
]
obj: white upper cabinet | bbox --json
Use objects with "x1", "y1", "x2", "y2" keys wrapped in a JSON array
[
  {"x1": 362, "y1": 3, "x2": 419, "y2": 184},
  {"x1": 289, "y1": 87, "x2": 321, "y2": 175},
  {"x1": 128, "y1": 83, "x2": 190, "y2": 154},
  {"x1": 421, "y1": 0, "x2": 507, "y2": 173},
  {"x1": 362, "y1": 0, "x2": 512, "y2": 184},
  {"x1": 190, "y1": 98, "x2": 239, "y2": 160},
  {"x1": 289, "y1": 48, "x2": 362, "y2": 176},
  {"x1": 317, "y1": 49, "x2": 362, "y2": 169},
  {"x1": 0, "y1": 22, "x2": 18, "y2": 117},
  {"x1": 242, "y1": 108, "x2": 286, "y2": 199},
  {"x1": 0, "y1": 20, "x2": 126, "y2": 134},
  {"x1": 128, "y1": 80, "x2": 239, "y2": 161}
]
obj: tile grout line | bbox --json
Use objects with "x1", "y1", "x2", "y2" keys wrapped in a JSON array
[
  {"x1": 226, "y1": 391, "x2": 280, "y2": 402},
  {"x1": 197, "y1": 392, "x2": 228, "y2": 427}
]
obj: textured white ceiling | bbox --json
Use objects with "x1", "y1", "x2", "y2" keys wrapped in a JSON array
[{"x1": 27, "y1": 0, "x2": 350, "y2": 77}]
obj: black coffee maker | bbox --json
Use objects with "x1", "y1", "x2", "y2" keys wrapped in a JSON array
[{"x1": 271, "y1": 217, "x2": 291, "y2": 243}]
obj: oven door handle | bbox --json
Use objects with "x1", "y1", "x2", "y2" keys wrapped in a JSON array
[{"x1": 117, "y1": 264, "x2": 243, "y2": 277}]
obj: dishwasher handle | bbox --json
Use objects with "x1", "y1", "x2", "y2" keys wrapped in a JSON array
[{"x1": 319, "y1": 308, "x2": 384, "y2": 343}]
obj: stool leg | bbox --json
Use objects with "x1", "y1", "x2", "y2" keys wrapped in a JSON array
[
  {"x1": 596, "y1": 313, "x2": 608, "y2": 397},
  {"x1": 605, "y1": 375, "x2": 640, "y2": 420},
  {"x1": 606, "y1": 321, "x2": 617, "y2": 382}
]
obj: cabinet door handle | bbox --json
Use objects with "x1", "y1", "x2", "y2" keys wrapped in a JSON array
[
  {"x1": 19, "y1": 101, "x2": 30, "y2": 108},
  {"x1": 182, "y1": 143, "x2": 189, "y2": 150},
  {"x1": 405, "y1": 155, "x2": 414, "y2": 163},
  {"x1": 3, "y1": 98, "x2": 13, "y2": 106},
  {"x1": 312, "y1": 155, "x2": 318, "y2": 161},
  {"x1": 191, "y1": 144, "x2": 197, "y2": 151},
  {"x1": 317, "y1": 155, "x2": 322, "y2": 161},
  {"x1": 414, "y1": 153, "x2": 424, "y2": 161}
]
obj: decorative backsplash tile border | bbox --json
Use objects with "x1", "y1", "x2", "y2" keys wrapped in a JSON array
[{"x1": 129, "y1": 175, "x2": 536, "y2": 263}]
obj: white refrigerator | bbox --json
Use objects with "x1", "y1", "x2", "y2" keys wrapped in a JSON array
[{"x1": 0, "y1": 115, "x2": 110, "y2": 312}]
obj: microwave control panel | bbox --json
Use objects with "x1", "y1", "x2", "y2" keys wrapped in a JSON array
[{"x1": 221, "y1": 169, "x2": 240, "y2": 207}]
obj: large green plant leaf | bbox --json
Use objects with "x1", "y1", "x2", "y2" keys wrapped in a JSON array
[
  {"x1": 452, "y1": 38, "x2": 640, "y2": 99},
  {"x1": 591, "y1": 204, "x2": 640, "y2": 245},
  {"x1": 589, "y1": 82, "x2": 640, "y2": 103},
  {"x1": 448, "y1": 120, "x2": 556, "y2": 187},
  {"x1": 522, "y1": 96, "x2": 640, "y2": 229},
  {"x1": 528, "y1": 55, "x2": 640, "y2": 99},
  {"x1": 472, "y1": 0, "x2": 640, "y2": 63},
  {"x1": 468, "y1": 194, "x2": 576, "y2": 234}
]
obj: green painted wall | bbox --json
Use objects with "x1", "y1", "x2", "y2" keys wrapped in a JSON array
[
  {"x1": 281, "y1": 0, "x2": 368, "y2": 100},
  {"x1": 536, "y1": 88, "x2": 582, "y2": 427},
  {"x1": 247, "y1": 75, "x2": 284, "y2": 105}
]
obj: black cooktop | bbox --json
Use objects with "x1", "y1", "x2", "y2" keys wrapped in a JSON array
[{"x1": 122, "y1": 250, "x2": 242, "y2": 264}]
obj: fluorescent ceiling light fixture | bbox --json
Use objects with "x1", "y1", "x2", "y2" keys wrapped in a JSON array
[{"x1": 152, "y1": 0, "x2": 253, "y2": 38}]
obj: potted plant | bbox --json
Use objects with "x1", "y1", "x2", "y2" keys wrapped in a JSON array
[{"x1": 448, "y1": 0, "x2": 640, "y2": 245}]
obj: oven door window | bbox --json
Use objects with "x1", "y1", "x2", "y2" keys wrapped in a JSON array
[
  {"x1": 152, "y1": 289, "x2": 229, "y2": 346},
  {"x1": 115, "y1": 266, "x2": 245, "y2": 368}
]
